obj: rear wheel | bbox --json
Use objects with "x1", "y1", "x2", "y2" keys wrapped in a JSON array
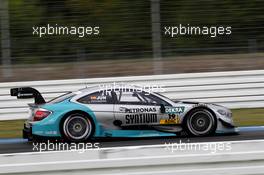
[
  {"x1": 185, "y1": 108, "x2": 216, "y2": 136},
  {"x1": 62, "y1": 113, "x2": 94, "y2": 142}
]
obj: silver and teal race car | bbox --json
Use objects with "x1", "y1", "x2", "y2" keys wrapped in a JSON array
[{"x1": 11, "y1": 84, "x2": 236, "y2": 142}]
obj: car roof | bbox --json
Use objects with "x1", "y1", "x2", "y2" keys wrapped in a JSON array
[{"x1": 70, "y1": 83, "x2": 173, "y2": 105}]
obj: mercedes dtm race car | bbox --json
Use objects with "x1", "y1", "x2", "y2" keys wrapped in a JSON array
[{"x1": 11, "y1": 85, "x2": 236, "y2": 142}]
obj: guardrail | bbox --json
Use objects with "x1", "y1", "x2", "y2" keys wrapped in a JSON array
[
  {"x1": 0, "y1": 69, "x2": 264, "y2": 120},
  {"x1": 1, "y1": 140, "x2": 264, "y2": 174}
]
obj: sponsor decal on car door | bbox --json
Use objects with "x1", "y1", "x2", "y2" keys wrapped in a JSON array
[{"x1": 114, "y1": 104, "x2": 162, "y2": 126}]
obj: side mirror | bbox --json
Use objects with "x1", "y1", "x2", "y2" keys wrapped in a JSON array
[{"x1": 160, "y1": 104, "x2": 165, "y2": 113}]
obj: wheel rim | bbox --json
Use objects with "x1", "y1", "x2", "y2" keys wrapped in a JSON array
[
  {"x1": 63, "y1": 115, "x2": 92, "y2": 140},
  {"x1": 187, "y1": 110, "x2": 214, "y2": 135}
]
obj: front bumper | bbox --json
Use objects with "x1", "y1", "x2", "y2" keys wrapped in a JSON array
[
  {"x1": 219, "y1": 118, "x2": 235, "y2": 128},
  {"x1": 215, "y1": 117, "x2": 237, "y2": 134}
]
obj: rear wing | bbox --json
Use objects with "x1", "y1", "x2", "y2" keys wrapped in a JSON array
[{"x1": 10, "y1": 87, "x2": 46, "y2": 104}]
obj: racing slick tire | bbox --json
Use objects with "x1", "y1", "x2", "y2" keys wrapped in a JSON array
[
  {"x1": 61, "y1": 113, "x2": 94, "y2": 142},
  {"x1": 185, "y1": 108, "x2": 216, "y2": 136}
]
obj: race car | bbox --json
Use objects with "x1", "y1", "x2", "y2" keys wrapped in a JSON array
[{"x1": 10, "y1": 84, "x2": 236, "y2": 142}]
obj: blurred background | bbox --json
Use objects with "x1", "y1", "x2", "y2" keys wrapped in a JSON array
[
  {"x1": 0, "y1": 0, "x2": 264, "y2": 139},
  {"x1": 0, "y1": 0, "x2": 264, "y2": 82}
]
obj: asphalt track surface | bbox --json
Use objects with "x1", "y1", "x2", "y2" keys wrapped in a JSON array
[{"x1": 0, "y1": 126, "x2": 263, "y2": 154}]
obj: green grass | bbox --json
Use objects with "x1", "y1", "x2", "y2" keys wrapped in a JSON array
[
  {"x1": 0, "y1": 119, "x2": 24, "y2": 138},
  {"x1": 232, "y1": 108, "x2": 264, "y2": 126},
  {"x1": 0, "y1": 108, "x2": 263, "y2": 138}
]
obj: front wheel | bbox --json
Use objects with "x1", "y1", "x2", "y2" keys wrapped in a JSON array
[
  {"x1": 185, "y1": 109, "x2": 216, "y2": 136},
  {"x1": 62, "y1": 113, "x2": 94, "y2": 142}
]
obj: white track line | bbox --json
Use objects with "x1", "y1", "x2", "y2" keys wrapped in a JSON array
[
  {"x1": 102, "y1": 165, "x2": 264, "y2": 175},
  {"x1": 1, "y1": 150, "x2": 264, "y2": 168},
  {"x1": 1, "y1": 139, "x2": 264, "y2": 156}
]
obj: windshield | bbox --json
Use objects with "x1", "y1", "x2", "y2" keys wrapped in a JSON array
[
  {"x1": 48, "y1": 92, "x2": 76, "y2": 104},
  {"x1": 154, "y1": 92, "x2": 174, "y2": 102}
]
